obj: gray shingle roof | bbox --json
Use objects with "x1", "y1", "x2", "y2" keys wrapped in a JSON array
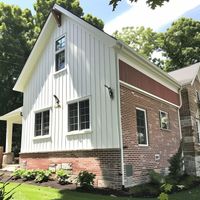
[{"x1": 168, "y1": 62, "x2": 200, "y2": 85}]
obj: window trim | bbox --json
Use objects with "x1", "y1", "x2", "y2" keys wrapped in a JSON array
[
  {"x1": 55, "y1": 34, "x2": 66, "y2": 73},
  {"x1": 33, "y1": 107, "x2": 52, "y2": 139},
  {"x1": 136, "y1": 107, "x2": 149, "y2": 146},
  {"x1": 66, "y1": 96, "x2": 92, "y2": 135},
  {"x1": 159, "y1": 110, "x2": 170, "y2": 130},
  {"x1": 196, "y1": 119, "x2": 200, "y2": 143}
]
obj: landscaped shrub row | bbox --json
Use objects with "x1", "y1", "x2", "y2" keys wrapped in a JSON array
[{"x1": 11, "y1": 169, "x2": 96, "y2": 188}]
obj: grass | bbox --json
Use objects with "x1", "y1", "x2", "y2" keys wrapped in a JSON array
[{"x1": 1, "y1": 182, "x2": 200, "y2": 200}]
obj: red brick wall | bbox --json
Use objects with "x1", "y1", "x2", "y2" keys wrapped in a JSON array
[
  {"x1": 20, "y1": 149, "x2": 122, "y2": 189},
  {"x1": 120, "y1": 84, "x2": 181, "y2": 185}
]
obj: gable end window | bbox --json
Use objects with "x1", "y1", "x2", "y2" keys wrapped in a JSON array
[
  {"x1": 136, "y1": 108, "x2": 148, "y2": 145},
  {"x1": 55, "y1": 36, "x2": 65, "y2": 71},
  {"x1": 35, "y1": 110, "x2": 50, "y2": 136},
  {"x1": 159, "y1": 111, "x2": 169, "y2": 130},
  {"x1": 68, "y1": 99, "x2": 90, "y2": 132}
]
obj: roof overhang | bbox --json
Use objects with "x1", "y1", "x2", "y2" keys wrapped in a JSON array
[
  {"x1": 0, "y1": 107, "x2": 22, "y2": 124},
  {"x1": 115, "y1": 40, "x2": 181, "y2": 90}
]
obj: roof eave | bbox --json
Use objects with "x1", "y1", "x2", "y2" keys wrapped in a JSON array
[{"x1": 116, "y1": 40, "x2": 181, "y2": 89}]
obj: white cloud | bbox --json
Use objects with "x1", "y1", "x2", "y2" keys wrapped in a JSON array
[{"x1": 105, "y1": 0, "x2": 200, "y2": 34}]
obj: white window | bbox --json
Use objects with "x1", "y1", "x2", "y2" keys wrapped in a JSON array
[
  {"x1": 159, "y1": 111, "x2": 169, "y2": 130},
  {"x1": 136, "y1": 108, "x2": 148, "y2": 145},
  {"x1": 55, "y1": 36, "x2": 65, "y2": 71},
  {"x1": 68, "y1": 99, "x2": 90, "y2": 132},
  {"x1": 35, "y1": 110, "x2": 50, "y2": 136},
  {"x1": 196, "y1": 119, "x2": 200, "y2": 143}
]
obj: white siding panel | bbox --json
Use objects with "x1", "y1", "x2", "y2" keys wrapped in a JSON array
[{"x1": 21, "y1": 15, "x2": 119, "y2": 153}]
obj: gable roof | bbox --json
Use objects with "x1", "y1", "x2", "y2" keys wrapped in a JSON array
[
  {"x1": 13, "y1": 4, "x2": 180, "y2": 93},
  {"x1": 168, "y1": 62, "x2": 200, "y2": 85}
]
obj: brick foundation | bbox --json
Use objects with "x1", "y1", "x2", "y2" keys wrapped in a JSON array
[
  {"x1": 120, "y1": 84, "x2": 181, "y2": 186},
  {"x1": 20, "y1": 148, "x2": 122, "y2": 189}
]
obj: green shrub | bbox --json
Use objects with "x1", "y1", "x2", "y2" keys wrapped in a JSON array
[
  {"x1": 148, "y1": 169, "x2": 165, "y2": 185},
  {"x1": 158, "y1": 183, "x2": 173, "y2": 200},
  {"x1": 77, "y1": 171, "x2": 96, "y2": 189},
  {"x1": 12, "y1": 169, "x2": 26, "y2": 180},
  {"x1": 34, "y1": 170, "x2": 52, "y2": 183},
  {"x1": 22, "y1": 170, "x2": 37, "y2": 181},
  {"x1": 56, "y1": 169, "x2": 71, "y2": 185},
  {"x1": 168, "y1": 142, "x2": 183, "y2": 181},
  {"x1": 178, "y1": 174, "x2": 200, "y2": 189}
]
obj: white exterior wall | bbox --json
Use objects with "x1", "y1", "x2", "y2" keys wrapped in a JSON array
[{"x1": 21, "y1": 15, "x2": 120, "y2": 153}]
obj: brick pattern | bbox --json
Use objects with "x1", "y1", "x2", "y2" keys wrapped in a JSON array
[
  {"x1": 120, "y1": 84, "x2": 181, "y2": 186},
  {"x1": 180, "y1": 79, "x2": 200, "y2": 176},
  {"x1": 20, "y1": 149, "x2": 122, "y2": 189}
]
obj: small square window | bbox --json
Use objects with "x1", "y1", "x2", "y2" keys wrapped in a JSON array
[
  {"x1": 68, "y1": 99, "x2": 90, "y2": 132},
  {"x1": 159, "y1": 111, "x2": 169, "y2": 130},
  {"x1": 56, "y1": 36, "x2": 65, "y2": 51}
]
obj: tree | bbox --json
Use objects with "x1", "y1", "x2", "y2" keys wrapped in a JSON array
[
  {"x1": 0, "y1": 3, "x2": 34, "y2": 147},
  {"x1": 34, "y1": 0, "x2": 104, "y2": 32},
  {"x1": 161, "y1": 18, "x2": 200, "y2": 71},
  {"x1": 109, "y1": 0, "x2": 169, "y2": 11},
  {"x1": 113, "y1": 26, "x2": 162, "y2": 63},
  {"x1": 83, "y1": 14, "x2": 104, "y2": 30}
]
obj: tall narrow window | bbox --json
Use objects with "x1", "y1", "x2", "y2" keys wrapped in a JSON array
[
  {"x1": 68, "y1": 99, "x2": 90, "y2": 132},
  {"x1": 159, "y1": 111, "x2": 169, "y2": 130},
  {"x1": 196, "y1": 120, "x2": 200, "y2": 143},
  {"x1": 136, "y1": 108, "x2": 148, "y2": 145},
  {"x1": 55, "y1": 36, "x2": 65, "y2": 71},
  {"x1": 35, "y1": 110, "x2": 50, "y2": 136}
]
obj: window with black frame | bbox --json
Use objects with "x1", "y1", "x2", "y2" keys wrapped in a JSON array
[
  {"x1": 35, "y1": 110, "x2": 50, "y2": 136},
  {"x1": 55, "y1": 36, "x2": 65, "y2": 71},
  {"x1": 68, "y1": 99, "x2": 90, "y2": 132}
]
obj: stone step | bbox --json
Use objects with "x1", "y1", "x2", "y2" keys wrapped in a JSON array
[{"x1": 0, "y1": 164, "x2": 20, "y2": 172}]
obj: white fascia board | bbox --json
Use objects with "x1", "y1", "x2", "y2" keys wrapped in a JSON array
[
  {"x1": 13, "y1": 14, "x2": 56, "y2": 92},
  {"x1": 116, "y1": 40, "x2": 181, "y2": 91}
]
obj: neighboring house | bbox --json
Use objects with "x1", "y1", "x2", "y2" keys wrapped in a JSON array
[
  {"x1": 0, "y1": 5, "x2": 181, "y2": 189},
  {"x1": 169, "y1": 63, "x2": 200, "y2": 177}
]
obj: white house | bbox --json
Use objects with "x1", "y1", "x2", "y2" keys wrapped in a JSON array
[{"x1": 0, "y1": 4, "x2": 182, "y2": 189}]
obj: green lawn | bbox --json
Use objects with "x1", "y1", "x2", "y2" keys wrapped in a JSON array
[{"x1": 1, "y1": 182, "x2": 200, "y2": 200}]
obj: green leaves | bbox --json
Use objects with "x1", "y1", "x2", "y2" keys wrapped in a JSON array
[{"x1": 109, "y1": 0, "x2": 170, "y2": 11}]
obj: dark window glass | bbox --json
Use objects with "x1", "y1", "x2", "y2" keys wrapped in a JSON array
[
  {"x1": 68, "y1": 103, "x2": 78, "y2": 131},
  {"x1": 136, "y1": 109, "x2": 147, "y2": 145},
  {"x1": 35, "y1": 110, "x2": 50, "y2": 136},
  {"x1": 35, "y1": 113, "x2": 42, "y2": 136},
  {"x1": 56, "y1": 50, "x2": 65, "y2": 71},
  {"x1": 79, "y1": 100, "x2": 90, "y2": 130},
  {"x1": 43, "y1": 110, "x2": 50, "y2": 135},
  {"x1": 68, "y1": 99, "x2": 90, "y2": 132},
  {"x1": 56, "y1": 36, "x2": 65, "y2": 51}
]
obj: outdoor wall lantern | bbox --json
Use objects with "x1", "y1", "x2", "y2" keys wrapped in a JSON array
[
  {"x1": 53, "y1": 95, "x2": 61, "y2": 108},
  {"x1": 104, "y1": 84, "x2": 114, "y2": 100}
]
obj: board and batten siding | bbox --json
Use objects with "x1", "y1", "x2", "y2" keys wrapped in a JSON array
[{"x1": 21, "y1": 15, "x2": 120, "y2": 153}]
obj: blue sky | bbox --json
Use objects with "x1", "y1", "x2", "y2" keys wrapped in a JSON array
[{"x1": 1, "y1": 0, "x2": 200, "y2": 34}]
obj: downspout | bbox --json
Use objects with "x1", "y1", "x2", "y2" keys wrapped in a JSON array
[
  {"x1": 114, "y1": 43, "x2": 125, "y2": 187},
  {"x1": 177, "y1": 86, "x2": 185, "y2": 171}
]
